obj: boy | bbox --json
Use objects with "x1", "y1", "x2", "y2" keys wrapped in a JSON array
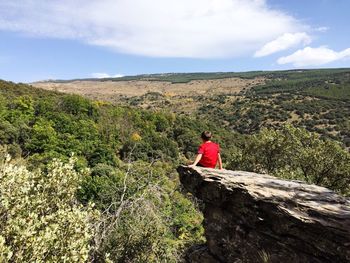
[{"x1": 190, "y1": 131, "x2": 222, "y2": 169}]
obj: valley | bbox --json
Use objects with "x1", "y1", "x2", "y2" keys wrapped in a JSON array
[{"x1": 32, "y1": 69, "x2": 350, "y2": 147}]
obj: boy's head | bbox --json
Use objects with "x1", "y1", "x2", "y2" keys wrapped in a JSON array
[{"x1": 201, "y1": 131, "x2": 212, "y2": 142}]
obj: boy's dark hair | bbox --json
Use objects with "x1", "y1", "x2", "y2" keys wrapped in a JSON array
[{"x1": 201, "y1": 131, "x2": 212, "y2": 141}]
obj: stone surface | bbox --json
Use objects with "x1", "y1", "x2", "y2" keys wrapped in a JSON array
[{"x1": 177, "y1": 166, "x2": 350, "y2": 263}]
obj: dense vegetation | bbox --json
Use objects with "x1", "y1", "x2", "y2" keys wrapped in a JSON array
[
  {"x1": 0, "y1": 74, "x2": 349, "y2": 261},
  {"x1": 0, "y1": 154, "x2": 98, "y2": 262},
  {"x1": 231, "y1": 69, "x2": 350, "y2": 141},
  {"x1": 0, "y1": 80, "x2": 237, "y2": 262},
  {"x1": 116, "y1": 69, "x2": 350, "y2": 147}
]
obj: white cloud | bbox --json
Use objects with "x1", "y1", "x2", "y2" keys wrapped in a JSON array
[
  {"x1": 277, "y1": 46, "x2": 350, "y2": 67},
  {"x1": 91, "y1": 73, "x2": 124, "y2": 78},
  {"x1": 315, "y1": 26, "x2": 329, "y2": 32},
  {"x1": 0, "y1": 0, "x2": 306, "y2": 58},
  {"x1": 254, "y1": 32, "x2": 311, "y2": 57}
]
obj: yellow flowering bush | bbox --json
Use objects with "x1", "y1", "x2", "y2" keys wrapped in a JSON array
[
  {"x1": 0, "y1": 156, "x2": 99, "y2": 262},
  {"x1": 130, "y1": 132, "x2": 142, "y2": 142}
]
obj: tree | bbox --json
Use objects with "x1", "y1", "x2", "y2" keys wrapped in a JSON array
[
  {"x1": 25, "y1": 118, "x2": 58, "y2": 153},
  {"x1": 227, "y1": 125, "x2": 350, "y2": 196}
]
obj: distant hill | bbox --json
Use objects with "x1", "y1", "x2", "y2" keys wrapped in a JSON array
[
  {"x1": 33, "y1": 68, "x2": 350, "y2": 84},
  {"x1": 32, "y1": 68, "x2": 350, "y2": 147},
  {"x1": 33, "y1": 75, "x2": 265, "y2": 102},
  {"x1": 33, "y1": 71, "x2": 269, "y2": 84}
]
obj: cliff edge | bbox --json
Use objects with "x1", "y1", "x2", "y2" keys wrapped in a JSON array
[{"x1": 177, "y1": 166, "x2": 350, "y2": 263}]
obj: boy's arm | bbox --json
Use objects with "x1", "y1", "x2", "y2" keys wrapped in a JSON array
[
  {"x1": 217, "y1": 153, "x2": 223, "y2": 169},
  {"x1": 189, "y1": 154, "x2": 203, "y2": 167}
]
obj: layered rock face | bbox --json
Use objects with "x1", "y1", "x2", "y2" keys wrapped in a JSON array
[{"x1": 177, "y1": 166, "x2": 350, "y2": 263}]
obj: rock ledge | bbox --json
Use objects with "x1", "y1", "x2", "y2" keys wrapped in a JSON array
[{"x1": 177, "y1": 166, "x2": 350, "y2": 263}]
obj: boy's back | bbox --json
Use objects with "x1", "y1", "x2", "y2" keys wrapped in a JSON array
[
  {"x1": 190, "y1": 131, "x2": 222, "y2": 169},
  {"x1": 198, "y1": 141, "x2": 220, "y2": 168}
]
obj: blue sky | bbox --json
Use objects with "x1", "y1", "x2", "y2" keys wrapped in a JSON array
[{"x1": 0, "y1": 0, "x2": 349, "y2": 83}]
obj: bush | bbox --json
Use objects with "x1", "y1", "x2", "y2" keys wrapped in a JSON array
[
  {"x1": 228, "y1": 125, "x2": 350, "y2": 196},
  {"x1": 0, "y1": 121, "x2": 19, "y2": 144},
  {"x1": 0, "y1": 155, "x2": 99, "y2": 262},
  {"x1": 78, "y1": 161, "x2": 204, "y2": 262},
  {"x1": 61, "y1": 94, "x2": 97, "y2": 117}
]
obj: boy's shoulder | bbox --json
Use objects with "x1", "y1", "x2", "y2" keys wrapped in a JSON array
[{"x1": 200, "y1": 141, "x2": 219, "y2": 147}]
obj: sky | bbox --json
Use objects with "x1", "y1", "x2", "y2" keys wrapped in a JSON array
[{"x1": 0, "y1": 0, "x2": 349, "y2": 83}]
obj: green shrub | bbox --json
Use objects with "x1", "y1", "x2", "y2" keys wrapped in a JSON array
[
  {"x1": 228, "y1": 125, "x2": 350, "y2": 196},
  {"x1": 0, "y1": 156, "x2": 99, "y2": 262},
  {"x1": 78, "y1": 161, "x2": 204, "y2": 262}
]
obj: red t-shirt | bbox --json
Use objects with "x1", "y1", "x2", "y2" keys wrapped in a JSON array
[{"x1": 198, "y1": 141, "x2": 220, "y2": 168}]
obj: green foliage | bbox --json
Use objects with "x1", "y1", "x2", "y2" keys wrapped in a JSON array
[
  {"x1": 307, "y1": 83, "x2": 350, "y2": 100},
  {"x1": 61, "y1": 94, "x2": 97, "y2": 117},
  {"x1": 228, "y1": 125, "x2": 350, "y2": 196},
  {"x1": 5, "y1": 95, "x2": 35, "y2": 124},
  {"x1": 120, "y1": 132, "x2": 179, "y2": 162},
  {"x1": 26, "y1": 118, "x2": 58, "y2": 153},
  {"x1": 78, "y1": 161, "x2": 204, "y2": 262},
  {"x1": 0, "y1": 155, "x2": 99, "y2": 262},
  {"x1": 88, "y1": 144, "x2": 118, "y2": 167},
  {"x1": 0, "y1": 82, "x2": 208, "y2": 261},
  {"x1": 0, "y1": 121, "x2": 19, "y2": 145},
  {"x1": 118, "y1": 69, "x2": 350, "y2": 147}
]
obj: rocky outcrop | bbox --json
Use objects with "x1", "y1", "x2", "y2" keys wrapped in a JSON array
[{"x1": 177, "y1": 166, "x2": 350, "y2": 263}]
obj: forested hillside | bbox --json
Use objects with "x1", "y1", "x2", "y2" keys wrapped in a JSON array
[
  {"x1": 1, "y1": 77, "x2": 349, "y2": 261},
  {"x1": 34, "y1": 68, "x2": 350, "y2": 148},
  {"x1": 124, "y1": 69, "x2": 350, "y2": 147},
  {"x1": 0, "y1": 79, "x2": 240, "y2": 262},
  {"x1": 200, "y1": 69, "x2": 350, "y2": 146}
]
